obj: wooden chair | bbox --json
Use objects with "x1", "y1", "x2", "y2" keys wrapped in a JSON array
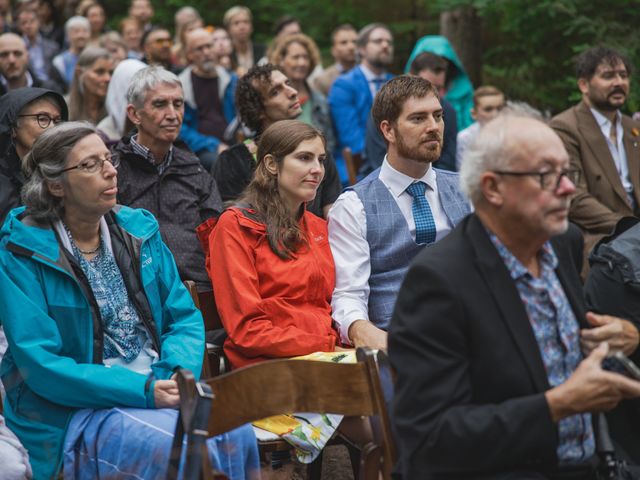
[
  {"x1": 343, "y1": 147, "x2": 363, "y2": 186},
  {"x1": 168, "y1": 348, "x2": 396, "y2": 480},
  {"x1": 182, "y1": 281, "x2": 328, "y2": 474},
  {"x1": 183, "y1": 280, "x2": 228, "y2": 378}
]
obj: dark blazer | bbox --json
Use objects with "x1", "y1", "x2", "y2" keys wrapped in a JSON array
[
  {"x1": 550, "y1": 101, "x2": 640, "y2": 243},
  {"x1": 388, "y1": 214, "x2": 587, "y2": 479},
  {"x1": 230, "y1": 41, "x2": 266, "y2": 70}
]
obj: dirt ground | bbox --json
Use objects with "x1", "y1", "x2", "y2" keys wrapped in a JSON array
[
  {"x1": 261, "y1": 445, "x2": 355, "y2": 480},
  {"x1": 320, "y1": 445, "x2": 355, "y2": 480}
]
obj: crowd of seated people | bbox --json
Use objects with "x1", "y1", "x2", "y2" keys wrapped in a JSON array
[{"x1": 0, "y1": 2, "x2": 640, "y2": 479}]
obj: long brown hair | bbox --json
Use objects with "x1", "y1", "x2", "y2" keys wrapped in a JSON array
[
  {"x1": 68, "y1": 46, "x2": 110, "y2": 123},
  {"x1": 240, "y1": 120, "x2": 326, "y2": 259}
]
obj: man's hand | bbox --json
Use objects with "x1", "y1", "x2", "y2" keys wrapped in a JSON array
[
  {"x1": 348, "y1": 320, "x2": 387, "y2": 351},
  {"x1": 154, "y1": 379, "x2": 180, "y2": 408},
  {"x1": 581, "y1": 312, "x2": 640, "y2": 357},
  {"x1": 545, "y1": 342, "x2": 640, "y2": 422}
]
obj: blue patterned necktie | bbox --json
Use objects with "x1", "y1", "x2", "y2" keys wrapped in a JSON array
[
  {"x1": 406, "y1": 181, "x2": 437, "y2": 245},
  {"x1": 370, "y1": 77, "x2": 386, "y2": 92}
]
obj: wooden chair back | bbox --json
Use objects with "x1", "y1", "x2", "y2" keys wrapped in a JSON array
[
  {"x1": 169, "y1": 348, "x2": 396, "y2": 480},
  {"x1": 343, "y1": 147, "x2": 363, "y2": 186},
  {"x1": 183, "y1": 280, "x2": 227, "y2": 378}
]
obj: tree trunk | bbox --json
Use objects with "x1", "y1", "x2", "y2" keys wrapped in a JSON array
[{"x1": 440, "y1": 6, "x2": 483, "y2": 87}]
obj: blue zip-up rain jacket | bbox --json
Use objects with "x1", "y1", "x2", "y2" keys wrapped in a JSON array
[{"x1": 0, "y1": 205, "x2": 204, "y2": 479}]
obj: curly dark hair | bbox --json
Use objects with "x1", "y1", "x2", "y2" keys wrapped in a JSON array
[
  {"x1": 575, "y1": 46, "x2": 632, "y2": 80},
  {"x1": 235, "y1": 63, "x2": 283, "y2": 134}
]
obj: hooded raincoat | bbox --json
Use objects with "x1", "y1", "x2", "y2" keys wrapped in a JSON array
[
  {"x1": 0, "y1": 88, "x2": 68, "y2": 225},
  {"x1": 405, "y1": 35, "x2": 475, "y2": 130}
]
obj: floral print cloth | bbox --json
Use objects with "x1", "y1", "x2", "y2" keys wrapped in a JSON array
[{"x1": 252, "y1": 350, "x2": 356, "y2": 463}]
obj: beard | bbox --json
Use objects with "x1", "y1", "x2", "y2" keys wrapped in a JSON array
[
  {"x1": 588, "y1": 86, "x2": 627, "y2": 112},
  {"x1": 368, "y1": 52, "x2": 392, "y2": 70},
  {"x1": 395, "y1": 128, "x2": 442, "y2": 164},
  {"x1": 200, "y1": 60, "x2": 218, "y2": 74}
]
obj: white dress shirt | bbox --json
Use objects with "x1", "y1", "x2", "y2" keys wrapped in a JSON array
[
  {"x1": 590, "y1": 108, "x2": 634, "y2": 202},
  {"x1": 327, "y1": 158, "x2": 452, "y2": 344},
  {"x1": 359, "y1": 64, "x2": 386, "y2": 100},
  {"x1": 456, "y1": 122, "x2": 480, "y2": 170}
]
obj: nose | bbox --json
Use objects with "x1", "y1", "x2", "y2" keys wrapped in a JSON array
[
  {"x1": 165, "y1": 103, "x2": 178, "y2": 118},
  {"x1": 556, "y1": 173, "x2": 576, "y2": 195},
  {"x1": 286, "y1": 84, "x2": 298, "y2": 98},
  {"x1": 310, "y1": 158, "x2": 325, "y2": 176},
  {"x1": 425, "y1": 115, "x2": 440, "y2": 133},
  {"x1": 103, "y1": 159, "x2": 118, "y2": 178}
]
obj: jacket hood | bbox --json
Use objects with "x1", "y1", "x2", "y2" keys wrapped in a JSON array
[
  {"x1": 0, "y1": 88, "x2": 69, "y2": 156},
  {"x1": 404, "y1": 35, "x2": 475, "y2": 130},
  {"x1": 105, "y1": 59, "x2": 147, "y2": 138},
  {"x1": 1, "y1": 205, "x2": 158, "y2": 262}
]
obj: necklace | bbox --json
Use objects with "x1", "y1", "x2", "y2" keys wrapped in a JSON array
[{"x1": 62, "y1": 222, "x2": 102, "y2": 255}]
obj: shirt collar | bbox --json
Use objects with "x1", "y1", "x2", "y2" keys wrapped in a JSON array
[
  {"x1": 487, "y1": 227, "x2": 558, "y2": 282},
  {"x1": 379, "y1": 156, "x2": 436, "y2": 199},
  {"x1": 359, "y1": 64, "x2": 385, "y2": 82},
  {"x1": 130, "y1": 134, "x2": 174, "y2": 170},
  {"x1": 590, "y1": 107, "x2": 621, "y2": 130},
  {"x1": 23, "y1": 34, "x2": 41, "y2": 48},
  {"x1": 0, "y1": 71, "x2": 33, "y2": 89}
]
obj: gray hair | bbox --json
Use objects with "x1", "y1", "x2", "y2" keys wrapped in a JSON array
[
  {"x1": 460, "y1": 110, "x2": 550, "y2": 205},
  {"x1": 503, "y1": 100, "x2": 547, "y2": 121},
  {"x1": 126, "y1": 66, "x2": 182, "y2": 109},
  {"x1": 459, "y1": 114, "x2": 512, "y2": 205},
  {"x1": 65, "y1": 16, "x2": 90, "y2": 36},
  {"x1": 21, "y1": 122, "x2": 97, "y2": 221}
]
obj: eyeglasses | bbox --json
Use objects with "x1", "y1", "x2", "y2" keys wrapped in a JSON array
[
  {"x1": 17, "y1": 113, "x2": 63, "y2": 129},
  {"x1": 492, "y1": 169, "x2": 581, "y2": 191},
  {"x1": 60, "y1": 155, "x2": 119, "y2": 174}
]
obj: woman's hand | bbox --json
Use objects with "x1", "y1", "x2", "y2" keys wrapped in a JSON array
[{"x1": 154, "y1": 379, "x2": 180, "y2": 408}]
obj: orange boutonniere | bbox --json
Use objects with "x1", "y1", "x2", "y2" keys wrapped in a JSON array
[{"x1": 632, "y1": 127, "x2": 640, "y2": 137}]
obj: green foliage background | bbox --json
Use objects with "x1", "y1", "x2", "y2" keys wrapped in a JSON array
[{"x1": 105, "y1": 0, "x2": 639, "y2": 115}]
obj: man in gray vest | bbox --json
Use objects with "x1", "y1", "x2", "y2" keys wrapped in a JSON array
[{"x1": 328, "y1": 75, "x2": 470, "y2": 350}]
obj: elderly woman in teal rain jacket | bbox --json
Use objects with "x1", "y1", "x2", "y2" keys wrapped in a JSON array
[
  {"x1": 0, "y1": 122, "x2": 259, "y2": 479},
  {"x1": 405, "y1": 35, "x2": 475, "y2": 130}
]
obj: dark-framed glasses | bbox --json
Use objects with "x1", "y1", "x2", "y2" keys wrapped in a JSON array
[
  {"x1": 17, "y1": 113, "x2": 63, "y2": 129},
  {"x1": 492, "y1": 169, "x2": 581, "y2": 191},
  {"x1": 60, "y1": 155, "x2": 120, "y2": 174}
]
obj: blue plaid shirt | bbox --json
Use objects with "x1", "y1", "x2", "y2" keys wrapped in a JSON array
[
  {"x1": 130, "y1": 135, "x2": 174, "y2": 175},
  {"x1": 489, "y1": 232, "x2": 595, "y2": 463}
]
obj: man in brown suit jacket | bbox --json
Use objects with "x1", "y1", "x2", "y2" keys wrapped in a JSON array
[{"x1": 551, "y1": 46, "x2": 640, "y2": 252}]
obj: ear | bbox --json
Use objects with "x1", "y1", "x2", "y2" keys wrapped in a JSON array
[
  {"x1": 379, "y1": 119, "x2": 395, "y2": 144},
  {"x1": 47, "y1": 181, "x2": 64, "y2": 198},
  {"x1": 471, "y1": 107, "x2": 477, "y2": 121},
  {"x1": 479, "y1": 172, "x2": 504, "y2": 207},
  {"x1": 577, "y1": 78, "x2": 589, "y2": 95},
  {"x1": 126, "y1": 104, "x2": 140, "y2": 126},
  {"x1": 263, "y1": 154, "x2": 278, "y2": 175}
]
